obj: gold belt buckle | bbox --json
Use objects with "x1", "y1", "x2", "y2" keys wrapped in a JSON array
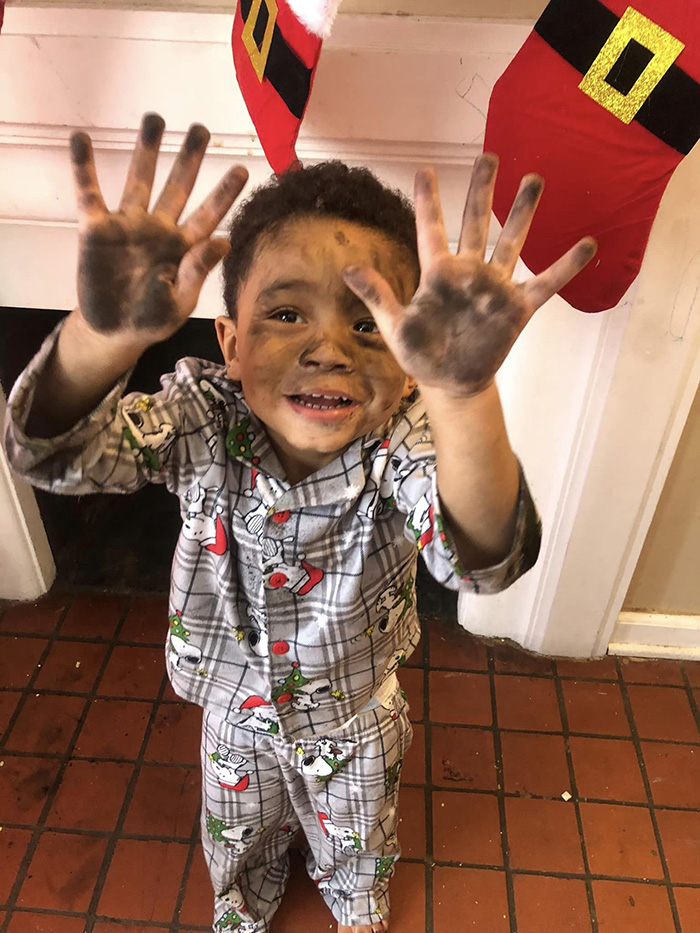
[
  {"x1": 579, "y1": 5, "x2": 684, "y2": 123},
  {"x1": 242, "y1": 0, "x2": 279, "y2": 82}
]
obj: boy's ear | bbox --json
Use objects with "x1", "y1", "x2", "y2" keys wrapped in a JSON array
[
  {"x1": 402, "y1": 376, "x2": 417, "y2": 399},
  {"x1": 215, "y1": 315, "x2": 241, "y2": 381}
]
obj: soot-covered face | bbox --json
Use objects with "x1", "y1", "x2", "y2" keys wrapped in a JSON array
[{"x1": 216, "y1": 217, "x2": 417, "y2": 484}]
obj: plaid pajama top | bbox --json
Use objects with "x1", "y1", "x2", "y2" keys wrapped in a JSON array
[{"x1": 5, "y1": 324, "x2": 542, "y2": 740}]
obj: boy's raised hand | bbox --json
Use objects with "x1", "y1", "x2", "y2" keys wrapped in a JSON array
[
  {"x1": 71, "y1": 112, "x2": 248, "y2": 350},
  {"x1": 343, "y1": 155, "x2": 597, "y2": 398}
]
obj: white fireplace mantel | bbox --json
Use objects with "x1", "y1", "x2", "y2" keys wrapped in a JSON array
[{"x1": 1, "y1": 6, "x2": 699, "y2": 658}]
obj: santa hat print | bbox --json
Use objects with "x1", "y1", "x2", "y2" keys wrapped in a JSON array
[{"x1": 237, "y1": 695, "x2": 274, "y2": 711}]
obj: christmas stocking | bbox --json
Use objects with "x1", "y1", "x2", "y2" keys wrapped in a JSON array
[
  {"x1": 232, "y1": 0, "x2": 342, "y2": 173},
  {"x1": 484, "y1": 0, "x2": 700, "y2": 312}
]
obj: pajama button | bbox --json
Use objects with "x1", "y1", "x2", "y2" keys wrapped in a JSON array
[
  {"x1": 272, "y1": 510, "x2": 290, "y2": 523},
  {"x1": 272, "y1": 640, "x2": 290, "y2": 655}
]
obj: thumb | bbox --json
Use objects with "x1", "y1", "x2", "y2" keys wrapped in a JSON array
[
  {"x1": 342, "y1": 266, "x2": 403, "y2": 340},
  {"x1": 176, "y1": 237, "x2": 231, "y2": 316}
]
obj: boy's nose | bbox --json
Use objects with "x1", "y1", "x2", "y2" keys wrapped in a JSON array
[{"x1": 300, "y1": 332, "x2": 356, "y2": 371}]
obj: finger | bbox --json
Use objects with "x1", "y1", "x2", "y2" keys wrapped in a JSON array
[
  {"x1": 414, "y1": 167, "x2": 449, "y2": 267},
  {"x1": 69, "y1": 132, "x2": 108, "y2": 229},
  {"x1": 490, "y1": 173, "x2": 544, "y2": 275},
  {"x1": 153, "y1": 123, "x2": 211, "y2": 221},
  {"x1": 458, "y1": 152, "x2": 498, "y2": 256},
  {"x1": 180, "y1": 165, "x2": 249, "y2": 245},
  {"x1": 522, "y1": 237, "x2": 598, "y2": 310},
  {"x1": 119, "y1": 112, "x2": 165, "y2": 212},
  {"x1": 343, "y1": 265, "x2": 403, "y2": 339},
  {"x1": 176, "y1": 236, "x2": 231, "y2": 316}
]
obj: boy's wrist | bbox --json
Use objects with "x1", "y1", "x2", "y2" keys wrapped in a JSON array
[{"x1": 63, "y1": 310, "x2": 153, "y2": 375}]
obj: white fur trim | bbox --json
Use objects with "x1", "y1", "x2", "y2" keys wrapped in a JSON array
[{"x1": 286, "y1": 0, "x2": 343, "y2": 39}]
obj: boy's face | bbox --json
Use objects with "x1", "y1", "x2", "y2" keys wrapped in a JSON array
[{"x1": 216, "y1": 217, "x2": 417, "y2": 483}]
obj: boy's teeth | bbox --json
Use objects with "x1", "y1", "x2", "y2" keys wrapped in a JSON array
[{"x1": 293, "y1": 394, "x2": 352, "y2": 410}]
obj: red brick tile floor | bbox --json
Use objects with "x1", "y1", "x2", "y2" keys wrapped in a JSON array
[{"x1": 1, "y1": 592, "x2": 699, "y2": 931}]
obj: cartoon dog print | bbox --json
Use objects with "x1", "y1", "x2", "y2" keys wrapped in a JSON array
[
  {"x1": 168, "y1": 611, "x2": 203, "y2": 669},
  {"x1": 272, "y1": 662, "x2": 332, "y2": 712},
  {"x1": 262, "y1": 539, "x2": 324, "y2": 597},
  {"x1": 209, "y1": 744, "x2": 252, "y2": 791},
  {"x1": 374, "y1": 576, "x2": 414, "y2": 635},
  {"x1": 407, "y1": 493, "x2": 435, "y2": 550},
  {"x1": 218, "y1": 882, "x2": 248, "y2": 914},
  {"x1": 122, "y1": 400, "x2": 177, "y2": 472},
  {"x1": 181, "y1": 482, "x2": 227, "y2": 555},
  {"x1": 206, "y1": 811, "x2": 262, "y2": 855},
  {"x1": 244, "y1": 605, "x2": 269, "y2": 657},
  {"x1": 300, "y1": 738, "x2": 356, "y2": 782},
  {"x1": 234, "y1": 696, "x2": 280, "y2": 735},
  {"x1": 317, "y1": 811, "x2": 362, "y2": 855},
  {"x1": 384, "y1": 643, "x2": 410, "y2": 678}
]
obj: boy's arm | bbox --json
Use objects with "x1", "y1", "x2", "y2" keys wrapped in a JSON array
[
  {"x1": 345, "y1": 155, "x2": 596, "y2": 570},
  {"x1": 20, "y1": 112, "x2": 247, "y2": 440},
  {"x1": 25, "y1": 311, "x2": 149, "y2": 438},
  {"x1": 419, "y1": 382, "x2": 519, "y2": 569}
]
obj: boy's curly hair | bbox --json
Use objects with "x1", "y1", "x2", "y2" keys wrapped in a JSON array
[{"x1": 222, "y1": 161, "x2": 419, "y2": 317}]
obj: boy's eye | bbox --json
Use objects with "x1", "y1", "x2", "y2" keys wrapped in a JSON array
[
  {"x1": 271, "y1": 308, "x2": 302, "y2": 324},
  {"x1": 354, "y1": 319, "x2": 380, "y2": 335}
]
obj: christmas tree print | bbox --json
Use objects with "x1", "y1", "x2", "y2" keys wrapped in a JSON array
[
  {"x1": 375, "y1": 855, "x2": 396, "y2": 882},
  {"x1": 226, "y1": 416, "x2": 260, "y2": 466}
]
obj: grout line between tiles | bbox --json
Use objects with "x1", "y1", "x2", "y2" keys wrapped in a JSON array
[
  {"x1": 169, "y1": 797, "x2": 204, "y2": 932},
  {"x1": 0, "y1": 596, "x2": 131, "y2": 933},
  {"x1": 487, "y1": 646, "x2": 517, "y2": 933},
  {"x1": 553, "y1": 658, "x2": 599, "y2": 932},
  {"x1": 82, "y1": 663, "x2": 173, "y2": 933},
  {"x1": 617, "y1": 665, "x2": 683, "y2": 933},
  {"x1": 680, "y1": 665, "x2": 700, "y2": 736}
]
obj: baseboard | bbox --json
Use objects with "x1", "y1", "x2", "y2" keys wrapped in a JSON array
[{"x1": 608, "y1": 611, "x2": 700, "y2": 660}]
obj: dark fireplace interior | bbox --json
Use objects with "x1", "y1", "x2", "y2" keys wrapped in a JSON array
[{"x1": 1, "y1": 307, "x2": 456, "y2": 618}]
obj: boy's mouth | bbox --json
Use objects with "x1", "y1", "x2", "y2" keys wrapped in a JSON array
[{"x1": 287, "y1": 393, "x2": 355, "y2": 411}]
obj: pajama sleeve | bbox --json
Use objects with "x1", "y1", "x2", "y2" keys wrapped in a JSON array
[
  {"x1": 4, "y1": 321, "x2": 216, "y2": 496},
  {"x1": 386, "y1": 397, "x2": 542, "y2": 594}
]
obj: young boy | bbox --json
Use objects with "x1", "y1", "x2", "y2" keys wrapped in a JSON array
[{"x1": 5, "y1": 113, "x2": 595, "y2": 933}]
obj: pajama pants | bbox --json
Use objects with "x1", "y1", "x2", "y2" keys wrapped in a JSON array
[{"x1": 200, "y1": 681, "x2": 413, "y2": 931}]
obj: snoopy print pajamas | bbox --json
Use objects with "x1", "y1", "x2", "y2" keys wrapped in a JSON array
[
  {"x1": 202, "y1": 677, "x2": 411, "y2": 930},
  {"x1": 6, "y1": 325, "x2": 542, "y2": 931}
]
